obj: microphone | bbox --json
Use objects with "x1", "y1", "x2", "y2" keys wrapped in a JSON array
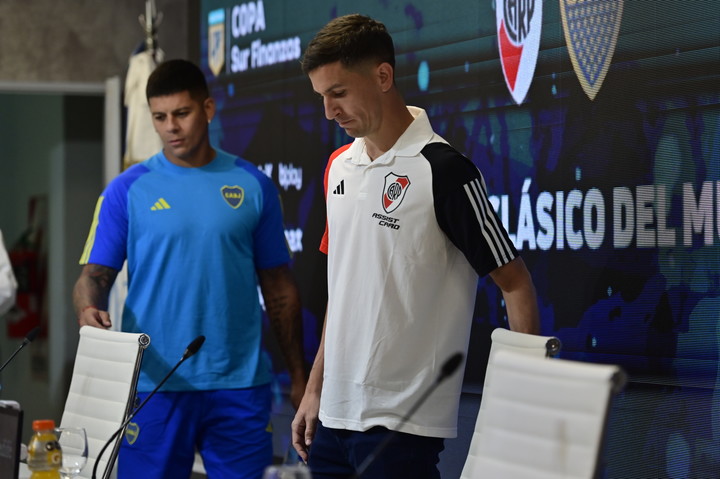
[
  {"x1": 350, "y1": 352, "x2": 465, "y2": 479},
  {"x1": 91, "y1": 335, "x2": 206, "y2": 479},
  {"x1": 0, "y1": 326, "x2": 41, "y2": 374},
  {"x1": 182, "y1": 335, "x2": 206, "y2": 360}
]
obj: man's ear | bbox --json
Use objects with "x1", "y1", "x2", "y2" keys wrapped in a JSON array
[
  {"x1": 377, "y1": 62, "x2": 394, "y2": 92},
  {"x1": 204, "y1": 97, "x2": 216, "y2": 123}
]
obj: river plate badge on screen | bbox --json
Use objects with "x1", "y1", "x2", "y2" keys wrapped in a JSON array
[{"x1": 496, "y1": 0, "x2": 543, "y2": 105}]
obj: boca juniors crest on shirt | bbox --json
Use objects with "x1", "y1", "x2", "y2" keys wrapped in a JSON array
[
  {"x1": 496, "y1": 0, "x2": 543, "y2": 105},
  {"x1": 560, "y1": 0, "x2": 624, "y2": 100},
  {"x1": 382, "y1": 173, "x2": 411, "y2": 214},
  {"x1": 221, "y1": 185, "x2": 244, "y2": 209},
  {"x1": 208, "y1": 8, "x2": 225, "y2": 77}
]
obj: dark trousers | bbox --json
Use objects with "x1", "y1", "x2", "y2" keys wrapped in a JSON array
[{"x1": 308, "y1": 422, "x2": 445, "y2": 479}]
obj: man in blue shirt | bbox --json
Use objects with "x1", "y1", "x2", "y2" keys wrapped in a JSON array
[{"x1": 73, "y1": 59, "x2": 306, "y2": 479}]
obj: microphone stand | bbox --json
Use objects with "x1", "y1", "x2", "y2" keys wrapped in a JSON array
[
  {"x1": 0, "y1": 326, "x2": 40, "y2": 374},
  {"x1": 350, "y1": 352, "x2": 464, "y2": 479},
  {"x1": 92, "y1": 335, "x2": 205, "y2": 479}
]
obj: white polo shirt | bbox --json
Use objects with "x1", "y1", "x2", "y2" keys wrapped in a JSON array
[{"x1": 319, "y1": 107, "x2": 518, "y2": 438}]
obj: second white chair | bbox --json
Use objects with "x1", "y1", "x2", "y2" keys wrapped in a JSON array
[
  {"x1": 461, "y1": 328, "x2": 561, "y2": 479},
  {"x1": 462, "y1": 349, "x2": 626, "y2": 479}
]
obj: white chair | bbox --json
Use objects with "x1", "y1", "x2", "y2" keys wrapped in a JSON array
[
  {"x1": 60, "y1": 326, "x2": 150, "y2": 479},
  {"x1": 486, "y1": 327, "x2": 561, "y2": 363},
  {"x1": 461, "y1": 328, "x2": 561, "y2": 478},
  {"x1": 462, "y1": 349, "x2": 627, "y2": 479},
  {"x1": 192, "y1": 451, "x2": 207, "y2": 476}
]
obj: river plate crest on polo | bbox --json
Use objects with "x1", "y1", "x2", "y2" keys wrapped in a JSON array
[
  {"x1": 382, "y1": 173, "x2": 411, "y2": 214},
  {"x1": 496, "y1": 0, "x2": 543, "y2": 105},
  {"x1": 560, "y1": 0, "x2": 624, "y2": 100},
  {"x1": 208, "y1": 8, "x2": 225, "y2": 77}
]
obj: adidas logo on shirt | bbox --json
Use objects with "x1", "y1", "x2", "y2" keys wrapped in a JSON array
[
  {"x1": 333, "y1": 180, "x2": 345, "y2": 195},
  {"x1": 151, "y1": 198, "x2": 171, "y2": 211}
]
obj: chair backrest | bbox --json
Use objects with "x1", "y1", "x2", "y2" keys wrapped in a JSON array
[
  {"x1": 463, "y1": 349, "x2": 627, "y2": 479},
  {"x1": 461, "y1": 329, "x2": 561, "y2": 478},
  {"x1": 487, "y1": 328, "x2": 561, "y2": 362},
  {"x1": 60, "y1": 326, "x2": 150, "y2": 479}
]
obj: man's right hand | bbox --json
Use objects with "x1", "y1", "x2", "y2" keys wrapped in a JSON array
[
  {"x1": 291, "y1": 391, "x2": 321, "y2": 463},
  {"x1": 77, "y1": 306, "x2": 112, "y2": 329}
]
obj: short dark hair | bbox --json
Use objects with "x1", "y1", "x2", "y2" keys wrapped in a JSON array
[
  {"x1": 301, "y1": 14, "x2": 395, "y2": 74},
  {"x1": 146, "y1": 59, "x2": 209, "y2": 102}
]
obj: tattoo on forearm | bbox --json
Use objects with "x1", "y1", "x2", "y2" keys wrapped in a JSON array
[
  {"x1": 266, "y1": 294, "x2": 302, "y2": 346},
  {"x1": 259, "y1": 265, "x2": 305, "y2": 374},
  {"x1": 86, "y1": 265, "x2": 117, "y2": 292},
  {"x1": 73, "y1": 264, "x2": 118, "y2": 313},
  {"x1": 265, "y1": 295, "x2": 290, "y2": 321}
]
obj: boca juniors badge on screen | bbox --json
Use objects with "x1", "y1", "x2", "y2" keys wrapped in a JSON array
[
  {"x1": 560, "y1": 0, "x2": 624, "y2": 100},
  {"x1": 496, "y1": 0, "x2": 542, "y2": 105}
]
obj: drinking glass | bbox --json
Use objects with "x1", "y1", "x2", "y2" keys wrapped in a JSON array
[
  {"x1": 55, "y1": 427, "x2": 88, "y2": 478},
  {"x1": 263, "y1": 464, "x2": 313, "y2": 479}
]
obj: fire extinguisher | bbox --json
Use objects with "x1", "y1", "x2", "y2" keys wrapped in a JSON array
[{"x1": 6, "y1": 196, "x2": 47, "y2": 338}]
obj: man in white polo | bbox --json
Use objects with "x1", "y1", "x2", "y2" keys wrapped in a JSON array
[{"x1": 292, "y1": 14, "x2": 540, "y2": 479}]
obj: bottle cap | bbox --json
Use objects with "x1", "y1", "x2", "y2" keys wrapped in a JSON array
[{"x1": 32, "y1": 419, "x2": 56, "y2": 431}]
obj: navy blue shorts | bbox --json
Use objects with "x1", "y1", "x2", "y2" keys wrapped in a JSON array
[
  {"x1": 118, "y1": 386, "x2": 272, "y2": 479},
  {"x1": 308, "y1": 422, "x2": 444, "y2": 479}
]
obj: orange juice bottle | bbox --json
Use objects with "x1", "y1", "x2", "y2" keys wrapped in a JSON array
[{"x1": 27, "y1": 419, "x2": 62, "y2": 479}]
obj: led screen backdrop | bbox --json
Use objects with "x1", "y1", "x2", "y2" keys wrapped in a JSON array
[{"x1": 196, "y1": 1, "x2": 719, "y2": 476}]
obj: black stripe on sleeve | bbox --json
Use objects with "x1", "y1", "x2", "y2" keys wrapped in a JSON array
[{"x1": 422, "y1": 142, "x2": 518, "y2": 276}]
